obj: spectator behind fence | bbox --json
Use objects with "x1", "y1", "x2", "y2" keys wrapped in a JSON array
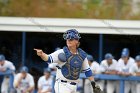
[
  {"x1": 14, "y1": 66, "x2": 35, "y2": 93},
  {"x1": 84, "y1": 55, "x2": 103, "y2": 93},
  {"x1": 129, "y1": 55, "x2": 140, "y2": 93},
  {"x1": 37, "y1": 68, "x2": 53, "y2": 93},
  {"x1": 0, "y1": 54, "x2": 15, "y2": 93},
  {"x1": 116, "y1": 48, "x2": 136, "y2": 93},
  {"x1": 100, "y1": 53, "x2": 118, "y2": 93}
]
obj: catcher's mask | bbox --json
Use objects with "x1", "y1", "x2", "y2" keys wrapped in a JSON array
[{"x1": 63, "y1": 29, "x2": 81, "y2": 40}]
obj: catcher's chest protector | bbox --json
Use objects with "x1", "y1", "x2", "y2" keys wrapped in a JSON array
[{"x1": 61, "y1": 46, "x2": 87, "y2": 80}]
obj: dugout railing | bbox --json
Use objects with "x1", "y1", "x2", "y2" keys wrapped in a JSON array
[
  {"x1": 51, "y1": 72, "x2": 140, "y2": 93},
  {"x1": 1, "y1": 71, "x2": 140, "y2": 93}
]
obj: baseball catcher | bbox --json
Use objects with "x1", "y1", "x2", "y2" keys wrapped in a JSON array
[{"x1": 34, "y1": 29, "x2": 102, "y2": 93}]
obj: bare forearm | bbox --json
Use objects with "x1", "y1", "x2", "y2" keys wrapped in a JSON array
[
  {"x1": 38, "y1": 88, "x2": 42, "y2": 93},
  {"x1": 38, "y1": 89, "x2": 51, "y2": 93},
  {"x1": 122, "y1": 72, "x2": 131, "y2": 76},
  {"x1": 14, "y1": 83, "x2": 19, "y2": 88},
  {"x1": 104, "y1": 71, "x2": 117, "y2": 75},
  {"x1": 15, "y1": 78, "x2": 22, "y2": 88},
  {"x1": 132, "y1": 72, "x2": 140, "y2": 76},
  {"x1": 136, "y1": 73, "x2": 140, "y2": 76},
  {"x1": 27, "y1": 86, "x2": 34, "y2": 92},
  {"x1": 88, "y1": 76, "x2": 94, "y2": 81},
  {"x1": 42, "y1": 90, "x2": 52, "y2": 93},
  {"x1": 34, "y1": 49, "x2": 49, "y2": 61},
  {"x1": 40, "y1": 53, "x2": 49, "y2": 61}
]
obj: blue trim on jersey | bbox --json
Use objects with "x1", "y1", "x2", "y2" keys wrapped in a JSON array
[
  {"x1": 85, "y1": 69, "x2": 93, "y2": 77},
  {"x1": 46, "y1": 56, "x2": 52, "y2": 63},
  {"x1": 82, "y1": 68, "x2": 90, "y2": 72},
  {"x1": 49, "y1": 55, "x2": 53, "y2": 63}
]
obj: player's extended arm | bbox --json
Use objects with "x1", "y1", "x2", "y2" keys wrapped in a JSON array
[
  {"x1": 26, "y1": 86, "x2": 34, "y2": 93},
  {"x1": 34, "y1": 49, "x2": 49, "y2": 61},
  {"x1": 38, "y1": 87, "x2": 49, "y2": 93},
  {"x1": 132, "y1": 72, "x2": 140, "y2": 76},
  {"x1": 14, "y1": 78, "x2": 22, "y2": 88},
  {"x1": 14, "y1": 74, "x2": 26, "y2": 88},
  {"x1": 38, "y1": 88, "x2": 52, "y2": 93},
  {"x1": 104, "y1": 70, "x2": 118, "y2": 75}
]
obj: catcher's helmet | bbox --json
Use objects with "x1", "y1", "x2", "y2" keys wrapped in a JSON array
[
  {"x1": 0, "y1": 54, "x2": 5, "y2": 61},
  {"x1": 63, "y1": 29, "x2": 81, "y2": 40}
]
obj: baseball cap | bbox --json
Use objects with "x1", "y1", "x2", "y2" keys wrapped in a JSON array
[
  {"x1": 55, "y1": 47, "x2": 61, "y2": 51},
  {"x1": 0, "y1": 54, "x2": 5, "y2": 61},
  {"x1": 105, "y1": 53, "x2": 114, "y2": 60},
  {"x1": 44, "y1": 68, "x2": 51, "y2": 73},
  {"x1": 20, "y1": 66, "x2": 29, "y2": 73},
  {"x1": 122, "y1": 48, "x2": 129, "y2": 53},
  {"x1": 87, "y1": 55, "x2": 94, "y2": 62},
  {"x1": 135, "y1": 55, "x2": 140, "y2": 62},
  {"x1": 121, "y1": 51, "x2": 129, "y2": 58}
]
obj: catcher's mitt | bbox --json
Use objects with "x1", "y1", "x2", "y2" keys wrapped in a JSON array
[{"x1": 91, "y1": 81, "x2": 103, "y2": 93}]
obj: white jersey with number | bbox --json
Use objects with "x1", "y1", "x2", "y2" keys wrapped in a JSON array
[
  {"x1": 48, "y1": 49, "x2": 90, "y2": 83},
  {"x1": 38, "y1": 76, "x2": 53, "y2": 92},
  {"x1": 0, "y1": 60, "x2": 15, "y2": 71},
  {"x1": 14, "y1": 73, "x2": 35, "y2": 90},
  {"x1": 116, "y1": 57, "x2": 135, "y2": 72},
  {"x1": 100, "y1": 59, "x2": 118, "y2": 72}
]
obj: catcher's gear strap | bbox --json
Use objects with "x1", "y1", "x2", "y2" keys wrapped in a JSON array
[{"x1": 63, "y1": 46, "x2": 87, "y2": 60}]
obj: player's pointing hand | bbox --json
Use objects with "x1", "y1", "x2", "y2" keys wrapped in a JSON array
[
  {"x1": 34, "y1": 48, "x2": 44, "y2": 56},
  {"x1": 34, "y1": 48, "x2": 49, "y2": 61}
]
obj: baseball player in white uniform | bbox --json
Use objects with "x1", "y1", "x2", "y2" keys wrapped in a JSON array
[
  {"x1": 38, "y1": 68, "x2": 53, "y2": 93},
  {"x1": 84, "y1": 55, "x2": 103, "y2": 93},
  {"x1": 129, "y1": 55, "x2": 140, "y2": 93},
  {"x1": 34, "y1": 29, "x2": 102, "y2": 93},
  {"x1": 116, "y1": 48, "x2": 135, "y2": 93},
  {"x1": 0, "y1": 54, "x2": 15, "y2": 93},
  {"x1": 100, "y1": 53, "x2": 118, "y2": 93},
  {"x1": 14, "y1": 66, "x2": 35, "y2": 93}
]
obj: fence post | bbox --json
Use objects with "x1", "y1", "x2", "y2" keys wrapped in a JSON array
[
  {"x1": 22, "y1": 32, "x2": 26, "y2": 66},
  {"x1": 99, "y1": 34, "x2": 103, "y2": 63},
  {"x1": 120, "y1": 80, "x2": 125, "y2": 93}
]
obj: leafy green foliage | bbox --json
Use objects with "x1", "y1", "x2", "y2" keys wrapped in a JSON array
[{"x1": 0, "y1": 0, "x2": 139, "y2": 19}]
